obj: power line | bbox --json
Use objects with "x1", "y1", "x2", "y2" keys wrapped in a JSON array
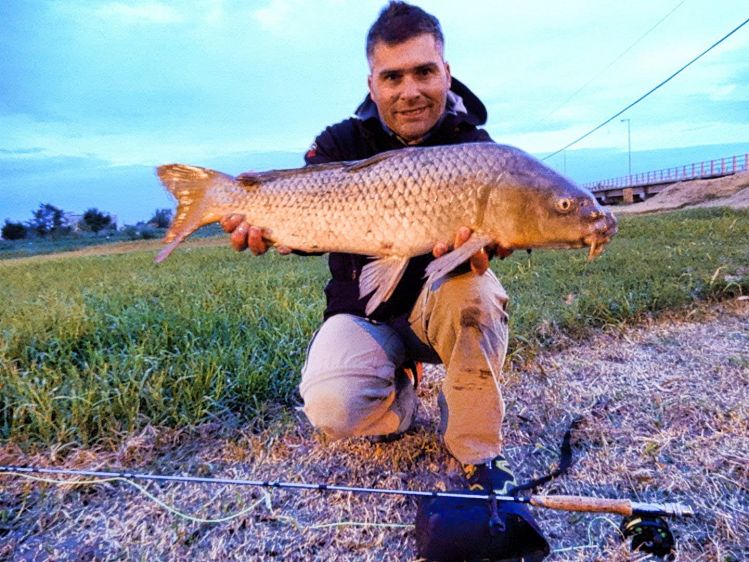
[
  {"x1": 542, "y1": 15, "x2": 749, "y2": 161},
  {"x1": 534, "y1": 0, "x2": 687, "y2": 128}
]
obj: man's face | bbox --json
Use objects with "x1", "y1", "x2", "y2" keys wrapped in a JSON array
[{"x1": 368, "y1": 34, "x2": 451, "y2": 144}]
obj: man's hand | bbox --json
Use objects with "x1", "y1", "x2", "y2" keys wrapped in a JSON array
[
  {"x1": 219, "y1": 214, "x2": 291, "y2": 255},
  {"x1": 432, "y1": 226, "x2": 512, "y2": 275}
]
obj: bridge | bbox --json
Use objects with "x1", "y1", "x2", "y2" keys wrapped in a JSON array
[{"x1": 583, "y1": 153, "x2": 749, "y2": 205}]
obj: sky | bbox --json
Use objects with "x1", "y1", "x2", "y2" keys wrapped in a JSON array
[{"x1": 1, "y1": 0, "x2": 748, "y2": 226}]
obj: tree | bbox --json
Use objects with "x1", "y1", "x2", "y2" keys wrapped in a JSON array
[
  {"x1": 81, "y1": 208, "x2": 113, "y2": 234},
  {"x1": 2, "y1": 220, "x2": 27, "y2": 240},
  {"x1": 28, "y1": 203, "x2": 65, "y2": 236},
  {"x1": 149, "y1": 208, "x2": 172, "y2": 229}
]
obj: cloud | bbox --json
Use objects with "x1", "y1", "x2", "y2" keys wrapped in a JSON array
[
  {"x1": 707, "y1": 84, "x2": 737, "y2": 100},
  {"x1": 251, "y1": 0, "x2": 331, "y2": 32},
  {"x1": 95, "y1": 2, "x2": 183, "y2": 25},
  {"x1": 252, "y1": 0, "x2": 291, "y2": 30}
]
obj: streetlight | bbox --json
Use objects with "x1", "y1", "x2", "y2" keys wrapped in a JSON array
[{"x1": 620, "y1": 118, "x2": 632, "y2": 179}]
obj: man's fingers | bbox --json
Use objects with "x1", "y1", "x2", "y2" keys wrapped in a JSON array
[
  {"x1": 229, "y1": 222, "x2": 249, "y2": 251},
  {"x1": 469, "y1": 247, "x2": 490, "y2": 275},
  {"x1": 497, "y1": 247, "x2": 514, "y2": 259},
  {"x1": 220, "y1": 214, "x2": 245, "y2": 233},
  {"x1": 453, "y1": 226, "x2": 472, "y2": 249},
  {"x1": 433, "y1": 227, "x2": 496, "y2": 273},
  {"x1": 454, "y1": 226, "x2": 489, "y2": 274},
  {"x1": 434, "y1": 226, "x2": 471, "y2": 257},
  {"x1": 432, "y1": 241, "x2": 449, "y2": 258},
  {"x1": 225, "y1": 219, "x2": 282, "y2": 256},
  {"x1": 247, "y1": 226, "x2": 269, "y2": 255}
]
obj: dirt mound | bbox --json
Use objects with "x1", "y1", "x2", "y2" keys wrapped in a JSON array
[
  {"x1": 694, "y1": 185, "x2": 749, "y2": 209},
  {"x1": 611, "y1": 170, "x2": 749, "y2": 215}
]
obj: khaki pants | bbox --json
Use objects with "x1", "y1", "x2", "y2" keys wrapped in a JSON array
[{"x1": 299, "y1": 270, "x2": 509, "y2": 465}]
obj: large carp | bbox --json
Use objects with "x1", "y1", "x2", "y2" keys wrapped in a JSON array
[{"x1": 156, "y1": 142, "x2": 617, "y2": 314}]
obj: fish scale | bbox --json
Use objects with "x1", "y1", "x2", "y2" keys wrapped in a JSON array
[{"x1": 156, "y1": 142, "x2": 617, "y2": 314}]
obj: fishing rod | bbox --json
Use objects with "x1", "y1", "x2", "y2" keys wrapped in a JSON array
[{"x1": 0, "y1": 464, "x2": 693, "y2": 519}]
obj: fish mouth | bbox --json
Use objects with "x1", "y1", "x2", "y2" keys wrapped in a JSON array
[{"x1": 584, "y1": 210, "x2": 618, "y2": 260}]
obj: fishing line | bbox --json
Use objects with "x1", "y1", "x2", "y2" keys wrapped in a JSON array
[
  {"x1": 3, "y1": 471, "x2": 268, "y2": 525},
  {"x1": 533, "y1": 0, "x2": 688, "y2": 128},
  {"x1": 0, "y1": 470, "x2": 413, "y2": 530},
  {"x1": 542, "y1": 15, "x2": 749, "y2": 161}
]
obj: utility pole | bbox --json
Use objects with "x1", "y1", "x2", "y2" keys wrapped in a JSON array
[{"x1": 620, "y1": 118, "x2": 632, "y2": 179}]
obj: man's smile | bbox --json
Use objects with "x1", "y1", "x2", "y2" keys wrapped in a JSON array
[{"x1": 397, "y1": 106, "x2": 430, "y2": 118}]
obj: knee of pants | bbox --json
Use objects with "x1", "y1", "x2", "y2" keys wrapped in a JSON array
[
  {"x1": 438, "y1": 276, "x2": 508, "y2": 332},
  {"x1": 301, "y1": 370, "x2": 393, "y2": 438}
]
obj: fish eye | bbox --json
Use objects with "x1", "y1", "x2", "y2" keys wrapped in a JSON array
[{"x1": 557, "y1": 198, "x2": 573, "y2": 212}]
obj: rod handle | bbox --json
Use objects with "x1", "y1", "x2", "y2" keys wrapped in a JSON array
[{"x1": 530, "y1": 494, "x2": 632, "y2": 516}]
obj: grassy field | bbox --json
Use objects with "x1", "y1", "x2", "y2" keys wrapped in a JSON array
[{"x1": 1, "y1": 207, "x2": 747, "y2": 448}]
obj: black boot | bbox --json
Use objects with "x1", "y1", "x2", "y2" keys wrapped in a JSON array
[{"x1": 464, "y1": 455, "x2": 518, "y2": 495}]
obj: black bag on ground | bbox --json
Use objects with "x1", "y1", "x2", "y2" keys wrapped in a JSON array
[{"x1": 415, "y1": 494, "x2": 549, "y2": 562}]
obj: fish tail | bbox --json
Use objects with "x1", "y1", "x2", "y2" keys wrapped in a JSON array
[{"x1": 155, "y1": 164, "x2": 232, "y2": 263}]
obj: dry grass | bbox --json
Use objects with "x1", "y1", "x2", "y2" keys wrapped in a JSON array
[{"x1": 1, "y1": 298, "x2": 747, "y2": 561}]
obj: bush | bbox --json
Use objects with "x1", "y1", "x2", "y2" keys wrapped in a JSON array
[
  {"x1": 28, "y1": 203, "x2": 70, "y2": 236},
  {"x1": 2, "y1": 220, "x2": 27, "y2": 240},
  {"x1": 81, "y1": 208, "x2": 113, "y2": 234},
  {"x1": 149, "y1": 209, "x2": 172, "y2": 229},
  {"x1": 123, "y1": 224, "x2": 159, "y2": 240}
]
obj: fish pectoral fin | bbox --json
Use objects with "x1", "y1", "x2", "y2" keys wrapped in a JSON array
[
  {"x1": 360, "y1": 256, "x2": 410, "y2": 316},
  {"x1": 424, "y1": 233, "x2": 494, "y2": 287}
]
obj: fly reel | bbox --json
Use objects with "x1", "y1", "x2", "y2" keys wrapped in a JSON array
[{"x1": 621, "y1": 514, "x2": 675, "y2": 559}]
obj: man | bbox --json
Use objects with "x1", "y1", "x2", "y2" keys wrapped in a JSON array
[{"x1": 222, "y1": 2, "x2": 548, "y2": 559}]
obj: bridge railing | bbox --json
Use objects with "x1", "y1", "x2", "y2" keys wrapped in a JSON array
[{"x1": 586, "y1": 153, "x2": 749, "y2": 192}]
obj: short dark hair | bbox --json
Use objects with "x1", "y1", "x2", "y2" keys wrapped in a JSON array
[{"x1": 366, "y1": 1, "x2": 444, "y2": 60}]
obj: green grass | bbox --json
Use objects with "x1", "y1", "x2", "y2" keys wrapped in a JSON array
[
  {"x1": 500, "y1": 208, "x2": 749, "y2": 357},
  {"x1": 1, "y1": 207, "x2": 747, "y2": 447}
]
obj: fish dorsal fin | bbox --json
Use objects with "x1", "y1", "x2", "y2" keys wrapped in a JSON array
[
  {"x1": 234, "y1": 151, "x2": 404, "y2": 185},
  {"x1": 344, "y1": 150, "x2": 404, "y2": 172},
  {"x1": 423, "y1": 233, "x2": 494, "y2": 288},
  {"x1": 360, "y1": 256, "x2": 410, "y2": 316},
  {"x1": 236, "y1": 160, "x2": 354, "y2": 185},
  {"x1": 236, "y1": 171, "x2": 262, "y2": 187}
]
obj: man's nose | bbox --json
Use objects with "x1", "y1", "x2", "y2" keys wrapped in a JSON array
[{"x1": 399, "y1": 76, "x2": 421, "y2": 99}]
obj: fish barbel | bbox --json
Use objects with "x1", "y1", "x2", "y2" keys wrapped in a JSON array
[{"x1": 156, "y1": 143, "x2": 617, "y2": 314}]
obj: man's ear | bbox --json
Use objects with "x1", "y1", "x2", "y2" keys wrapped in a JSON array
[
  {"x1": 444, "y1": 61, "x2": 452, "y2": 87},
  {"x1": 367, "y1": 74, "x2": 374, "y2": 97}
]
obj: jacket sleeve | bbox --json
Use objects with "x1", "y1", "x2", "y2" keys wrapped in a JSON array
[{"x1": 305, "y1": 125, "x2": 347, "y2": 166}]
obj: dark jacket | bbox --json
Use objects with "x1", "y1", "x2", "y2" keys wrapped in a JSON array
[{"x1": 305, "y1": 78, "x2": 493, "y2": 321}]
